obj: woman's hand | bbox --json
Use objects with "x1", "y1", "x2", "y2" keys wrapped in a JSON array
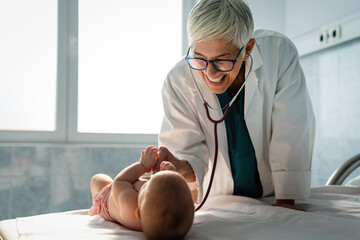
[
  {"x1": 272, "y1": 199, "x2": 306, "y2": 212},
  {"x1": 139, "y1": 146, "x2": 158, "y2": 172},
  {"x1": 155, "y1": 147, "x2": 196, "y2": 182},
  {"x1": 160, "y1": 161, "x2": 177, "y2": 171}
]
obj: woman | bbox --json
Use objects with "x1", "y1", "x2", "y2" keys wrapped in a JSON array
[{"x1": 156, "y1": 0, "x2": 315, "y2": 210}]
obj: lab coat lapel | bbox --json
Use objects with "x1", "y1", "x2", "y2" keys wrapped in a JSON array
[
  {"x1": 244, "y1": 44, "x2": 262, "y2": 115},
  {"x1": 244, "y1": 71, "x2": 262, "y2": 155},
  {"x1": 244, "y1": 71, "x2": 258, "y2": 115},
  {"x1": 244, "y1": 44, "x2": 266, "y2": 183}
]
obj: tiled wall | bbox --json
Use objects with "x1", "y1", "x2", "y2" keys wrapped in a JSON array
[
  {"x1": 300, "y1": 37, "x2": 360, "y2": 187},
  {"x1": 0, "y1": 145, "x2": 143, "y2": 221}
]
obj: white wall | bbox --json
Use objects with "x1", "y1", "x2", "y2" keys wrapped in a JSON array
[
  {"x1": 285, "y1": 0, "x2": 360, "y2": 38},
  {"x1": 247, "y1": 0, "x2": 360, "y2": 187},
  {"x1": 248, "y1": 0, "x2": 360, "y2": 38},
  {"x1": 247, "y1": 0, "x2": 286, "y2": 34}
]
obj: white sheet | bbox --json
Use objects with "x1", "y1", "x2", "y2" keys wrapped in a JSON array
[{"x1": 1, "y1": 186, "x2": 360, "y2": 240}]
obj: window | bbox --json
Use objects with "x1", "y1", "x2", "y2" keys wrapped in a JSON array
[
  {"x1": 0, "y1": 0, "x2": 57, "y2": 132},
  {"x1": 77, "y1": 0, "x2": 182, "y2": 134},
  {"x1": 0, "y1": 0, "x2": 195, "y2": 143}
]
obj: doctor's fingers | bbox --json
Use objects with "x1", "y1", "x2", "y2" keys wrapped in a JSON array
[
  {"x1": 152, "y1": 147, "x2": 170, "y2": 172},
  {"x1": 160, "y1": 161, "x2": 177, "y2": 171},
  {"x1": 156, "y1": 147, "x2": 180, "y2": 171},
  {"x1": 157, "y1": 147, "x2": 174, "y2": 162}
]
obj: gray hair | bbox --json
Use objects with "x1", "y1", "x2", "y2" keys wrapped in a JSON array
[{"x1": 187, "y1": 0, "x2": 254, "y2": 50}]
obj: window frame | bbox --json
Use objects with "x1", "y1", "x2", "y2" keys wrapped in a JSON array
[{"x1": 0, "y1": 0, "x2": 196, "y2": 144}]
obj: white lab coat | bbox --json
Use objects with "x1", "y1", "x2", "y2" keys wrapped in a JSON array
[{"x1": 159, "y1": 29, "x2": 315, "y2": 203}]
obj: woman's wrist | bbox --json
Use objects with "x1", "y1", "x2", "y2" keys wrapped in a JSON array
[
  {"x1": 275, "y1": 199, "x2": 295, "y2": 206},
  {"x1": 273, "y1": 199, "x2": 305, "y2": 211},
  {"x1": 178, "y1": 160, "x2": 196, "y2": 182}
]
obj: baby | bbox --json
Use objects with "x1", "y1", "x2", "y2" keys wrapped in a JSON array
[{"x1": 89, "y1": 146, "x2": 194, "y2": 240}]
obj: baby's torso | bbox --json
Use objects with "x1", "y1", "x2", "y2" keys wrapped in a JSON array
[
  {"x1": 133, "y1": 178, "x2": 148, "y2": 192},
  {"x1": 108, "y1": 179, "x2": 148, "y2": 229}
]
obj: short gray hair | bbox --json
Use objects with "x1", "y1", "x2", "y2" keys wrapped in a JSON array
[{"x1": 187, "y1": 0, "x2": 254, "y2": 49}]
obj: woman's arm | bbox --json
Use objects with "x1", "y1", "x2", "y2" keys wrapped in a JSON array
[
  {"x1": 114, "y1": 146, "x2": 158, "y2": 183},
  {"x1": 158, "y1": 64, "x2": 211, "y2": 203},
  {"x1": 269, "y1": 34, "x2": 315, "y2": 207}
]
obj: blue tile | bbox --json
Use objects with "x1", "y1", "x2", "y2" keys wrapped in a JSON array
[
  {"x1": 338, "y1": 70, "x2": 360, "y2": 140},
  {"x1": 48, "y1": 147, "x2": 70, "y2": 176},
  {"x1": 311, "y1": 137, "x2": 342, "y2": 186},
  {"x1": 0, "y1": 177, "x2": 10, "y2": 220},
  {"x1": 11, "y1": 147, "x2": 36, "y2": 176},
  {"x1": 339, "y1": 39, "x2": 360, "y2": 71},
  {"x1": 91, "y1": 147, "x2": 142, "y2": 178},
  {"x1": 0, "y1": 147, "x2": 11, "y2": 172},
  {"x1": 10, "y1": 175, "x2": 50, "y2": 219},
  {"x1": 65, "y1": 147, "x2": 92, "y2": 175},
  {"x1": 318, "y1": 48, "x2": 339, "y2": 76},
  {"x1": 344, "y1": 167, "x2": 360, "y2": 185},
  {"x1": 0, "y1": 147, "x2": 11, "y2": 215},
  {"x1": 4, "y1": 145, "x2": 162, "y2": 219},
  {"x1": 48, "y1": 174, "x2": 72, "y2": 209},
  {"x1": 339, "y1": 139, "x2": 360, "y2": 166},
  {"x1": 301, "y1": 39, "x2": 360, "y2": 187},
  {"x1": 299, "y1": 54, "x2": 319, "y2": 79},
  {"x1": 49, "y1": 175, "x2": 92, "y2": 212},
  {"x1": 71, "y1": 175, "x2": 92, "y2": 210}
]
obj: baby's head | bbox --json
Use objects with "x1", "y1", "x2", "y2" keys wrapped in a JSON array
[{"x1": 137, "y1": 171, "x2": 194, "y2": 240}]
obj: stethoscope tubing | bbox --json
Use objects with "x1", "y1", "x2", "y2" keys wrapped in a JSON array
[
  {"x1": 195, "y1": 103, "x2": 231, "y2": 211},
  {"x1": 192, "y1": 55, "x2": 253, "y2": 211}
]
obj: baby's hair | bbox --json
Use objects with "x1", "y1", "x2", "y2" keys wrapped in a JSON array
[{"x1": 141, "y1": 171, "x2": 194, "y2": 240}]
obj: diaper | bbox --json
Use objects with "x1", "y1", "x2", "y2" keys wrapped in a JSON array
[{"x1": 89, "y1": 183, "x2": 113, "y2": 221}]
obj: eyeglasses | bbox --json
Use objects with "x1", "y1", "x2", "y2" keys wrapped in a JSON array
[{"x1": 185, "y1": 46, "x2": 244, "y2": 72}]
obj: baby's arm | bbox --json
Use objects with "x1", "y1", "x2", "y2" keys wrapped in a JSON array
[
  {"x1": 114, "y1": 146, "x2": 158, "y2": 183},
  {"x1": 111, "y1": 147, "x2": 158, "y2": 230}
]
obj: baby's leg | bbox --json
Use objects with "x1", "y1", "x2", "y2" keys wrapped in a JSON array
[{"x1": 90, "y1": 174, "x2": 113, "y2": 196}]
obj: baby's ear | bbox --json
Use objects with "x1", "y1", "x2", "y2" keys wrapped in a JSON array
[{"x1": 135, "y1": 208, "x2": 141, "y2": 221}]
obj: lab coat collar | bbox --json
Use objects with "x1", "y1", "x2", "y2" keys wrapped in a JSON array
[
  {"x1": 244, "y1": 43, "x2": 262, "y2": 116},
  {"x1": 249, "y1": 43, "x2": 263, "y2": 72}
]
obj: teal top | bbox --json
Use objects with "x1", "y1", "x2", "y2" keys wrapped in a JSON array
[{"x1": 216, "y1": 87, "x2": 263, "y2": 198}]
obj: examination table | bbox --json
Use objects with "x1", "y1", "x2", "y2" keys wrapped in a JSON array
[{"x1": 1, "y1": 155, "x2": 360, "y2": 240}]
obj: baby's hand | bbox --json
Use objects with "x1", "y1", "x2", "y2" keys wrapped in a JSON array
[
  {"x1": 160, "y1": 161, "x2": 177, "y2": 171},
  {"x1": 139, "y1": 146, "x2": 158, "y2": 172}
]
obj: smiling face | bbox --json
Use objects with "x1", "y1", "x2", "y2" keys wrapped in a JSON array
[{"x1": 191, "y1": 39, "x2": 244, "y2": 94}]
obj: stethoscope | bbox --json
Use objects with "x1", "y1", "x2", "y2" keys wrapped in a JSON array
[{"x1": 188, "y1": 52, "x2": 254, "y2": 211}]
